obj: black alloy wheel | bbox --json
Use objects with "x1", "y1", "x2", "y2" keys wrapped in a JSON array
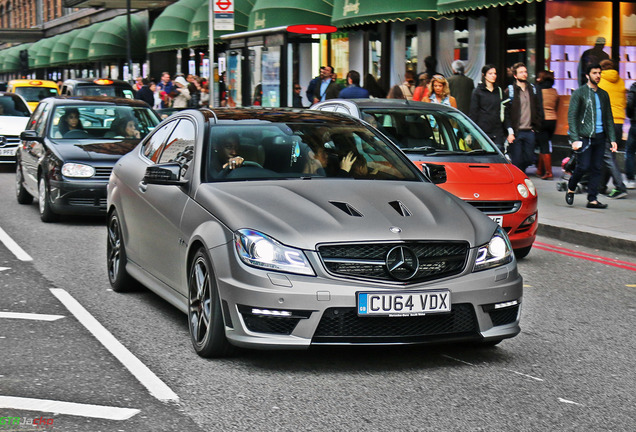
[
  {"x1": 188, "y1": 248, "x2": 233, "y2": 358},
  {"x1": 107, "y1": 210, "x2": 137, "y2": 292},
  {"x1": 15, "y1": 164, "x2": 33, "y2": 205}
]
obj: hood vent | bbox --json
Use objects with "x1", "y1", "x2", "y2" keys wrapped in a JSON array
[
  {"x1": 389, "y1": 200, "x2": 412, "y2": 217},
  {"x1": 329, "y1": 201, "x2": 363, "y2": 217}
]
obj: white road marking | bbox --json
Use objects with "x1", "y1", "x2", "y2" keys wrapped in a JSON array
[
  {"x1": 0, "y1": 396, "x2": 139, "y2": 420},
  {"x1": 441, "y1": 354, "x2": 476, "y2": 366},
  {"x1": 503, "y1": 369, "x2": 544, "y2": 382},
  {"x1": 558, "y1": 397, "x2": 584, "y2": 406},
  {"x1": 0, "y1": 312, "x2": 65, "y2": 321},
  {"x1": 0, "y1": 266, "x2": 10, "y2": 272},
  {"x1": 50, "y1": 288, "x2": 179, "y2": 402},
  {"x1": 0, "y1": 226, "x2": 32, "y2": 261}
]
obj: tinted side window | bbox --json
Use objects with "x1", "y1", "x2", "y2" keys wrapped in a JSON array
[
  {"x1": 142, "y1": 121, "x2": 177, "y2": 162},
  {"x1": 27, "y1": 103, "x2": 46, "y2": 131},
  {"x1": 33, "y1": 103, "x2": 51, "y2": 136},
  {"x1": 158, "y1": 119, "x2": 195, "y2": 175}
]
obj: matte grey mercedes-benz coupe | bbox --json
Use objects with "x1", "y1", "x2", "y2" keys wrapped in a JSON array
[{"x1": 106, "y1": 108, "x2": 522, "y2": 357}]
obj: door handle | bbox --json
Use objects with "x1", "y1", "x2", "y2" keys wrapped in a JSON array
[{"x1": 138, "y1": 181, "x2": 148, "y2": 193}]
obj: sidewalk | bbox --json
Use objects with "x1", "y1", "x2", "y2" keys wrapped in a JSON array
[{"x1": 531, "y1": 167, "x2": 636, "y2": 257}]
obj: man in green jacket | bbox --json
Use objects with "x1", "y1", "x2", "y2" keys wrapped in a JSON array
[{"x1": 565, "y1": 63, "x2": 618, "y2": 209}]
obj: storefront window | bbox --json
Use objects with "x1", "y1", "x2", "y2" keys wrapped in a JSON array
[
  {"x1": 262, "y1": 46, "x2": 280, "y2": 107},
  {"x1": 620, "y1": 2, "x2": 636, "y2": 87},
  {"x1": 506, "y1": 2, "x2": 537, "y2": 83},
  {"x1": 228, "y1": 50, "x2": 243, "y2": 107},
  {"x1": 546, "y1": 1, "x2": 612, "y2": 95},
  {"x1": 406, "y1": 25, "x2": 417, "y2": 73},
  {"x1": 331, "y1": 32, "x2": 349, "y2": 83},
  {"x1": 368, "y1": 30, "x2": 382, "y2": 82}
]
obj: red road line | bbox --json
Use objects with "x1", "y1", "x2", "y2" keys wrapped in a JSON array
[{"x1": 532, "y1": 243, "x2": 636, "y2": 271}]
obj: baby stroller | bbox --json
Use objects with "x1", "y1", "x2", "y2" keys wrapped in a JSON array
[{"x1": 556, "y1": 152, "x2": 587, "y2": 193}]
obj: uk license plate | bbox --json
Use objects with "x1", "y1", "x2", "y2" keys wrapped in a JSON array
[
  {"x1": 357, "y1": 290, "x2": 451, "y2": 317},
  {"x1": 0, "y1": 147, "x2": 16, "y2": 156},
  {"x1": 489, "y1": 215, "x2": 503, "y2": 226}
]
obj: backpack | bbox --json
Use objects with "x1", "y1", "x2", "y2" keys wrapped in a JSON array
[{"x1": 507, "y1": 83, "x2": 536, "y2": 101}]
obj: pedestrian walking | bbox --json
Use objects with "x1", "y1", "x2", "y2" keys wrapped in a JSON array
[
  {"x1": 135, "y1": 79, "x2": 155, "y2": 107},
  {"x1": 578, "y1": 37, "x2": 610, "y2": 86},
  {"x1": 504, "y1": 62, "x2": 542, "y2": 174},
  {"x1": 625, "y1": 81, "x2": 636, "y2": 189},
  {"x1": 171, "y1": 76, "x2": 191, "y2": 108},
  {"x1": 292, "y1": 83, "x2": 305, "y2": 107},
  {"x1": 565, "y1": 63, "x2": 618, "y2": 209},
  {"x1": 398, "y1": 70, "x2": 416, "y2": 101},
  {"x1": 156, "y1": 72, "x2": 174, "y2": 108},
  {"x1": 469, "y1": 64, "x2": 510, "y2": 153},
  {"x1": 447, "y1": 60, "x2": 475, "y2": 115},
  {"x1": 423, "y1": 74, "x2": 457, "y2": 108},
  {"x1": 598, "y1": 59, "x2": 628, "y2": 199},
  {"x1": 535, "y1": 70, "x2": 559, "y2": 180},
  {"x1": 363, "y1": 74, "x2": 386, "y2": 99},
  {"x1": 306, "y1": 67, "x2": 323, "y2": 103},
  {"x1": 412, "y1": 72, "x2": 430, "y2": 102},
  {"x1": 338, "y1": 70, "x2": 370, "y2": 99},
  {"x1": 313, "y1": 66, "x2": 340, "y2": 103}
]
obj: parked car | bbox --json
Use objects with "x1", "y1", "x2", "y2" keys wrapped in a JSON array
[
  {"x1": 60, "y1": 78, "x2": 135, "y2": 99},
  {"x1": 311, "y1": 99, "x2": 538, "y2": 259},
  {"x1": 0, "y1": 91, "x2": 31, "y2": 163},
  {"x1": 7, "y1": 79, "x2": 59, "y2": 111},
  {"x1": 106, "y1": 107, "x2": 523, "y2": 357},
  {"x1": 15, "y1": 96, "x2": 161, "y2": 221}
]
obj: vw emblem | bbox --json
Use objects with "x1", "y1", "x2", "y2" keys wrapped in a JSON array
[
  {"x1": 385, "y1": 246, "x2": 419, "y2": 281},
  {"x1": 390, "y1": 226, "x2": 402, "y2": 233},
  {"x1": 474, "y1": 192, "x2": 480, "y2": 198}
]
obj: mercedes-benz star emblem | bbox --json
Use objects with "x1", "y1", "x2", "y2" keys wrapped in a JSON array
[
  {"x1": 390, "y1": 226, "x2": 402, "y2": 233},
  {"x1": 385, "y1": 246, "x2": 419, "y2": 281}
]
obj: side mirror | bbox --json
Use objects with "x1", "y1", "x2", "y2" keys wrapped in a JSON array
[
  {"x1": 421, "y1": 163, "x2": 447, "y2": 185},
  {"x1": 20, "y1": 130, "x2": 43, "y2": 143},
  {"x1": 143, "y1": 163, "x2": 187, "y2": 186}
]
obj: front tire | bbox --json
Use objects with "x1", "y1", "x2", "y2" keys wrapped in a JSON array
[
  {"x1": 16, "y1": 164, "x2": 33, "y2": 205},
  {"x1": 38, "y1": 176, "x2": 58, "y2": 222},
  {"x1": 188, "y1": 248, "x2": 233, "y2": 358},
  {"x1": 107, "y1": 210, "x2": 137, "y2": 292}
]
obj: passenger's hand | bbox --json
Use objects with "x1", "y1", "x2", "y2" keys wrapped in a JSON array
[
  {"x1": 571, "y1": 141, "x2": 582, "y2": 150},
  {"x1": 340, "y1": 151, "x2": 357, "y2": 172},
  {"x1": 507, "y1": 134, "x2": 515, "y2": 144},
  {"x1": 610, "y1": 141, "x2": 617, "y2": 152}
]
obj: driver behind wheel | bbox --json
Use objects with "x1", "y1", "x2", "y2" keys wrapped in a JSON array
[{"x1": 218, "y1": 132, "x2": 244, "y2": 170}]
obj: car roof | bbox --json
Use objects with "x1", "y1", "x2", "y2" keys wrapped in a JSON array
[
  {"x1": 39, "y1": 95, "x2": 151, "y2": 107},
  {"x1": 63, "y1": 78, "x2": 132, "y2": 86},
  {"x1": 202, "y1": 107, "x2": 363, "y2": 125},
  {"x1": 8, "y1": 79, "x2": 58, "y2": 87},
  {"x1": 318, "y1": 98, "x2": 459, "y2": 112}
]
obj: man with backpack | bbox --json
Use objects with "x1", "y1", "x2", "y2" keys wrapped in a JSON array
[{"x1": 504, "y1": 62, "x2": 542, "y2": 174}]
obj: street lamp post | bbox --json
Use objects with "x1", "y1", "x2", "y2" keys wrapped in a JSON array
[{"x1": 208, "y1": 0, "x2": 215, "y2": 108}]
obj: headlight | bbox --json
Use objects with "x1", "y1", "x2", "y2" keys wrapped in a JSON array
[
  {"x1": 235, "y1": 229, "x2": 315, "y2": 276},
  {"x1": 517, "y1": 183, "x2": 529, "y2": 198},
  {"x1": 524, "y1": 178, "x2": 536, "y2": 196},
  {"x1": 61, "y1": 163, "x2": 95, "y2": 178},
  {"x1": 473, "y1": 226, "x2": 513, "y2": 272}
]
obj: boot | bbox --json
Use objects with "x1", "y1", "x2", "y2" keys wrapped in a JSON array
[
  {"x1": 535, "y1": 153, "x2": 545, "y2": 177},
  {"x1": 541, "y1": 154, "x2": 553, "y2": 180}
]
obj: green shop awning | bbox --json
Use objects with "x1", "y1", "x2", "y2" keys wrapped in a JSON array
[
  {"x1": 34, "y1": 35, "x2": 60, "y2": 68},
  {"x1": 0, "y1": 50, "x2": 5, "y2": 73},
  {"x1": 50, "y1": 30, "x2": 78, "y2": 66},
  {"x1": 28, "y1": 40, "x2": 43, "y2": 69},
  {"x1": 437, "y1": 0, "x2": 536, "y2": 14},
  {"x1": 88, "y1": 14, "x2": 148, "y2": 61},
  {"x1": 187, "y1": 0, "x2": 254, "y2": 47},
  {"x1": 3, "y1": 44, "x2": 31, "y2": 72},
  {"x1": 332, "y1": 0, "x2": 438, "y2": 27},
  {"x1": 248, "y1": 0, "x2": 332, "y2": 31},
  {"x1": 69, "y1": 23, "x2": 103, "y2": 64},
  {"x1": 148, "y1": 0, "x2": 205, "y2": 53}
]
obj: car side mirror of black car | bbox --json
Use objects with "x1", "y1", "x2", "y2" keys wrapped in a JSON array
[
  {"x1": 421, "y1": 163, "x2": 447, "y2": 185},
  {"x1": 143, "y1": 163, "x2": 187, "y2": 186},
  {"x1": 20, "y1": 130, "x2": 43, "y2": 143}
]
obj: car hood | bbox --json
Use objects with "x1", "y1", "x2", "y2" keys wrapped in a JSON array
[
  {"x1": 52, "y1": 139, "x2": 139, "y2": 161},
  {"x1": 194, "y1": 180, "x2": 495, "y2": 250},
  {"x1": 0, "y1": 116, "x2": 29, "y2": 137}
]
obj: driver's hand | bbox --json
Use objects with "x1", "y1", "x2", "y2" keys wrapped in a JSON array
[{"x1": 225, "y1": 156, "x2": 244, "y2": 170}]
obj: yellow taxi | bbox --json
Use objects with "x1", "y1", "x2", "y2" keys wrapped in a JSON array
[{"x1": 7, "y1": 79, "x2": 59, "y2": 110}]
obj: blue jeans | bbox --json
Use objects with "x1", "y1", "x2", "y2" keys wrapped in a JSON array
[
  {"x1": 626, "y1": 123, "x2": 636, "y2": 181},
  {"x1": 509, "y1": 130, "x2": 535, "y2": 173},
  {"x1": 568, "y1": 133, "x2": 606, "y2": 202}
]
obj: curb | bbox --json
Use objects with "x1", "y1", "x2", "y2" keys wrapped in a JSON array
[{"x1": 538, "y1": 222, "x2": 636, "y2": 258}]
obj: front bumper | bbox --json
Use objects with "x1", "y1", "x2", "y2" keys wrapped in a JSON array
[
  {"x1": 209, "y1": 244, "x2": 523, "y2": 350},
  {"x1": 49, "y1": 178, "x2": 108, "y2": 215}
]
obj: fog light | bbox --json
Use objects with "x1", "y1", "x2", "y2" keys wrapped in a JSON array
[
  {"x1": 519, "y1": 213, "x2": 537, "y2": 227},
  {"x1": 494, "y1": 300, "x2": 519, "y2": 309},
  {"x1": 251, "y1": 308, "x2": 293, "y2": 317}
]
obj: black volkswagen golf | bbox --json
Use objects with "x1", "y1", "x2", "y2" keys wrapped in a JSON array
[{"x1": 15, "y1": 96, "x2": 160, "y2": 222}]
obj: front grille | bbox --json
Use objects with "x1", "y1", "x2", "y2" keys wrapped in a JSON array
[
  {"x1": 242, "y1": 315, "x2": 301, "y2": 335},
  {"x1": 68, "y1": 198, "x2": 107, "y2": 208},
  {"x1": 0, "y1": 137, "x2": 20, "y2": 146},
  {"x1": 468, "y1": 201, "x2": 521, "y2": 215},
  {"x1": 488, "y1": 305, "x2": 519, "y2": 326},
  {"x1": 318, "y1": 242, "x2": 468, "y2": 283},
  {"x1": 93, "y1": 167, "x2": 113, "y2": 180},
  {"x1": 312, "y1": 304, "x2": 478, "y2": 343}
]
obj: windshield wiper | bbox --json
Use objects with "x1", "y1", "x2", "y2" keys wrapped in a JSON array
[{"x1": 401, "y1": 146, "x2": 437, "y2": 153}]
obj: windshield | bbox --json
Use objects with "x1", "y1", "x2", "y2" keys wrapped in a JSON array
[
  {"x1": 13, "y1": 86, "x2": 58, "y2": 103},
  {"x1": 75, "y1": 86, "x2": 134, "y2": 99},
  {"x1": 360, "y1": 108, "x2": 499, "y2": 155},
  {"x1": 50, "y1": 105, "x2": 159, "y2": 140},
  {"x1": 0, "y1": 95, "x2": 30, "y2": 117},
  {"x1": 205, "y1": 123, "x2": 421, "y2": 182}
]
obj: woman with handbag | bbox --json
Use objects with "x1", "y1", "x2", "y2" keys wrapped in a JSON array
[{"x1": 469, "y1": 64, "x2": 510, "y2": 153}]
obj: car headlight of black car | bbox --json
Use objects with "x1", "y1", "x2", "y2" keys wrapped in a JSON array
[
  {"x1": 61, "y1": 163, "x2": 95, "y2": 178},
  {"x1": 235, "y1": 229, "x2": 315, "y2": 276},
  {"x1": 473, "y1": 226, "x2": 513, "y2": 271}
]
